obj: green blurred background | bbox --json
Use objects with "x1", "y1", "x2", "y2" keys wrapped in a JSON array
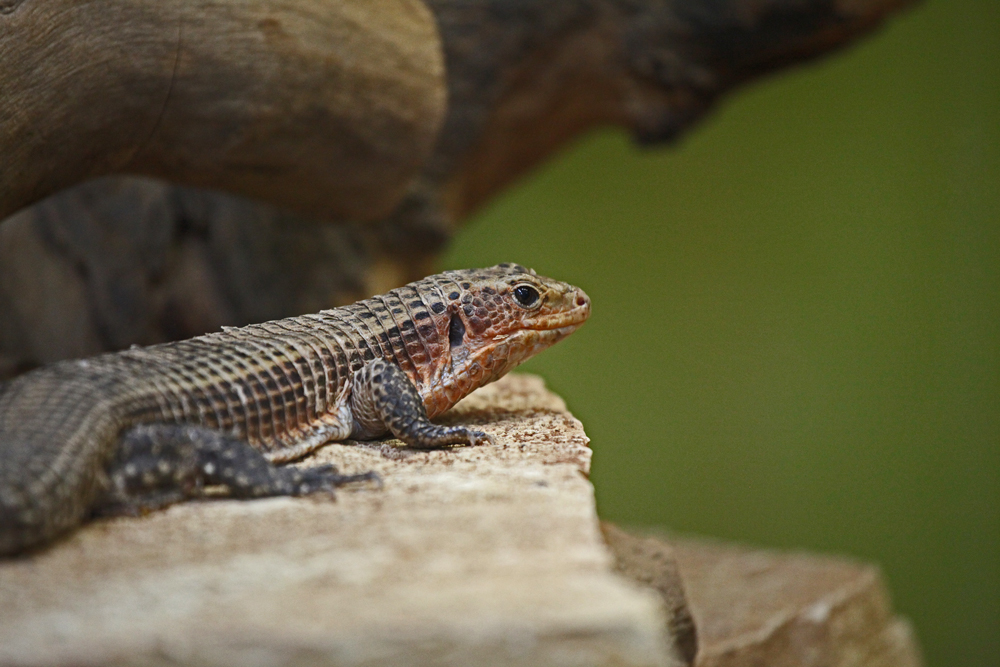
[{"x1": 443, "y1": 1, "x2": 998, "y2": 665}]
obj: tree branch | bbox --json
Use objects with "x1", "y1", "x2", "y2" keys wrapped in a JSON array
[
  {"x1": 0, "y1": 0, "x2": 918, "y2": 374},
  {"x1": 0, "y1": 0, "x2": 446, "y2": 221}
]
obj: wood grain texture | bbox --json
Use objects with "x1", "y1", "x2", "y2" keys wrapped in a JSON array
[
  {"x1": 0, "y1": 0, "x2": 917, "y2": 376},
  {"x1": 0, "y1": 0, "x2": 446, "y2": 221},
  {"x1": 429, "y1": 0, "x2": 920, "y2": 220}
]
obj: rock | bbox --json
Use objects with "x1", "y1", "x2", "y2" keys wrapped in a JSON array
[
  {"x1": 602, "y1": 523, "x2": 699, "y2": 667},
  {"x1": 0, "y1": 375, "x2": 678, "y2": 667},
  {"x1": 671, "y1": 537, "x2": 923, "y2": 667},
  {"x1": 0, "y1": 374, "x2": 924, "y2": 667}
]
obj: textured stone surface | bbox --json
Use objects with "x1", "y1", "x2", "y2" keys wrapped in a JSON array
[
  {"x1": 603, "y1": 524, "x2": 699, "y2": 667},
  {"x1": 0, "y1": 375, "x2": 675, "y2": 667},
  {"x1": 671, "y1": 537, "x2": 923, "y2": 667}
]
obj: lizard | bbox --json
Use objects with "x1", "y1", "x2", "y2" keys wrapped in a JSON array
[{"x1": 0, "y1": 264, "x2": 590, "y2": 556}]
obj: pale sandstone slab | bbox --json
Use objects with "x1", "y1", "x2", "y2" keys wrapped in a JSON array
[
  {"x1": 0, "y1": 374, "x2": 674, "y2": 667},
  {"x1": 0, "y1": 373, "x2": 923, "y2": 667}
]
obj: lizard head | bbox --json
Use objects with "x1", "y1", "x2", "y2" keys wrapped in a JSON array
[{"x1": 419, "y1": 263, "x2": 590, "y2": 414}]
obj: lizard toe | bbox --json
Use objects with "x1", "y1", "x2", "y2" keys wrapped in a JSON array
[
  {"x1": 467, "y1": 429, "x2": 495, "y2": 447},
  {"x1": 295, "y1": 466, "x2": 380, "y2": 495}
]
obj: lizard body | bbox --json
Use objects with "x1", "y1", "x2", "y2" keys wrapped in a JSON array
[{"x1": 0, "y1": 264, "x2": 590, "y2": 555}]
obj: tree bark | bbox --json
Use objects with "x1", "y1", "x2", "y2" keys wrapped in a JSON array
[
  {"x1": 0, "y1": 0, "x2": 918, "y2": 376},
  {"x1": 0, "y1": 0, "x2": 446, "y2": 222},
  {"x1": 426, "y1": 0, "x2": 918, "y2": 222}
]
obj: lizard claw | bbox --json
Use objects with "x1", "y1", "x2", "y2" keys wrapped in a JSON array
[{"x1": 466, "y1": 429, "x2": 495, "y2": 447}]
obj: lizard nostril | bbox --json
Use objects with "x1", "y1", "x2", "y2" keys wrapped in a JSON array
[{"x1": 576, "y1": 296, "x2": 587, "y2": 307}]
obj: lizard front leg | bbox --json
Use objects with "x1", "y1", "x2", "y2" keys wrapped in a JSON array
[
  {"x1": 349, "y1": 359, "x2": 494, "y2": 449},
  {"x1": 96, "y1": 424, "x2": 378, "y2": 516}
]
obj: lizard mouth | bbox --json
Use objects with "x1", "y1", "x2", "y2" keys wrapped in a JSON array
[{"x1": 526, "y1": 298, "x2": 591, "y2": 332}]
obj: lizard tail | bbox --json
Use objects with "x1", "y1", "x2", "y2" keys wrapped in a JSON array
[{"x1": 0, "y1": 365, "x2": 122, "y2": 555}]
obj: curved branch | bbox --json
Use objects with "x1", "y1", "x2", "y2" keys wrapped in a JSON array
[{"x1": 0, "y1": 0, "x2": 446, "y2": 221}]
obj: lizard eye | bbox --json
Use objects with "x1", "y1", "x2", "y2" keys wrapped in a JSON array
[{"x1": 512, "y1": 285, "x2": 540, "y2": 308}]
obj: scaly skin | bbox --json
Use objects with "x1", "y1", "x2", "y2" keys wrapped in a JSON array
[{"x1": 0, "y1": 264, "x2": 590, "y2": 555}]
